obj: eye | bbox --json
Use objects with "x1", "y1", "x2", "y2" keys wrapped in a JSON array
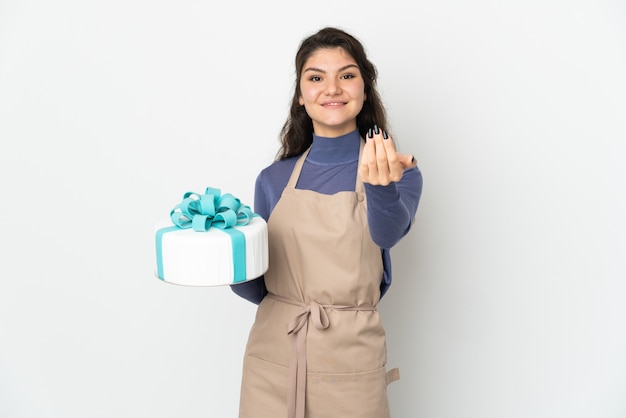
[
  {"x1": 309, "y1": 75, "x2": 322, "y2": 82},
  {"x1": 341, "y1": 73, "x2": 356, "y2": 80}
]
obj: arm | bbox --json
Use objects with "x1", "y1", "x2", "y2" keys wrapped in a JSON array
[
  {"x1": 364, "y1": 166, "x2": 422, "y2": 248},
  {"x1": 359, "y1": 128, "x2": 423, "y2": 248}
]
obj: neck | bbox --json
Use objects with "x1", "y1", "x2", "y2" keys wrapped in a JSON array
[{"x1": 307, "y1": 130, "x2": 361, "y2": 165}]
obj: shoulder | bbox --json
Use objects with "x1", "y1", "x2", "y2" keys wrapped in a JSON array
[
  {"x1": 254, "y1": 156, "x2": 300, "y2": 215},
  {"x1": 255, "y1": 157, "x2": 297, "y2": 202},
  {"x1": 256, "y1": 156, "x2": 299, "y2": 186}
]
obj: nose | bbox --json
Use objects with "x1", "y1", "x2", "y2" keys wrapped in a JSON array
[{"x1": 324, "y1": 79, "x2": 341, "y2": 95}]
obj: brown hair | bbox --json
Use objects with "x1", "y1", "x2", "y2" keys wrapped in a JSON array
[{"x1": 276, "y1": 27, "x2": 388, "y2": 160}]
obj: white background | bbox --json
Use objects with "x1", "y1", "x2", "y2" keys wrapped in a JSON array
[{"x1": 1, "y1": 1, "x2": 625, "y2": 417}]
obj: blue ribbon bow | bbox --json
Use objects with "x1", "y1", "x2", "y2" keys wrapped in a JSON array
[{"x1": 170, "y1": 186, "x2": 256, "y2": 231}]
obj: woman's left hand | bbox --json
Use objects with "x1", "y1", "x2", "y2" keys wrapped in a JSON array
[{"x1": 359, "y1": 126, "x2": 417, "y2": 186}]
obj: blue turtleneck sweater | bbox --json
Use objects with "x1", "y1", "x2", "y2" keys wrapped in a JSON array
[{"x1": 231, "y1": 130, "x2": 423, "y2": 304}]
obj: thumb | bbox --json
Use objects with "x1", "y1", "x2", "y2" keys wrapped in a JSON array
[{"x1": 398, "y1": 153, "x2": 417, "y2": 169}]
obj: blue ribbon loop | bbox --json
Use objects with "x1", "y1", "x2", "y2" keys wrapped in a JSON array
[
  {"x1": 156, "y1": 187, "x2": 258, "y2": 284},
  {"x1": 170, "y1": 186, "x2": 255, "y2": 232}
]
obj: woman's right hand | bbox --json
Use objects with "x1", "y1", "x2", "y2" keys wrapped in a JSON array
[{"x1": 359, "y1": 126, "x2": 417, "y2": 186}]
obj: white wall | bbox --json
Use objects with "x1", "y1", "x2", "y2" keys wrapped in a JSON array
[{"x1": 1, "y1": 1, "x2": 624, "y2": 417}]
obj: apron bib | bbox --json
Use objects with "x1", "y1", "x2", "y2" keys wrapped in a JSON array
[{"x1": 239, "y1": 144, "x2": 399, "y2": 418}]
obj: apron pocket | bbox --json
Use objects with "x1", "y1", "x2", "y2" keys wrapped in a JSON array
[
  {"x1": 239, "y1": 355, "x2": 288, "y2": 418},
  {"x1": 306, "y1": 366, "x2": 392, "y2": 418}
]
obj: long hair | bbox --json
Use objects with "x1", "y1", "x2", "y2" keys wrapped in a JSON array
[{"x1": 276, "y1": 27, "x2": 388, "y2": 160}]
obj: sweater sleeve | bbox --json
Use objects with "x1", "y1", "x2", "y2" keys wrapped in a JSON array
[
  {"x1": 364, "y1": 165, "x2": 423, "y2": 249},
  {"x1": 229, "y1": 171, "x2": 271, "y2": 304}
]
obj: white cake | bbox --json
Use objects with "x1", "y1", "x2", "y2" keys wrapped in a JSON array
[
  {"x1": 155, "y1": 216, "x2": 268, "y2": 287},
  {"x1": 155, "y1": 188, "x2": 269, "y2": 286}
]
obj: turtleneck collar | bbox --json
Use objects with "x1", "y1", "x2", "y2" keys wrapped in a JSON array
[{"x1": 306, "y1": 129, "x2": 361, "y2": 165}]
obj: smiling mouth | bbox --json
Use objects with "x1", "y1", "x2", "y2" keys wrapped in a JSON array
[{"x1": 322, "y1": 101, "x2": 346, "y2": 107}]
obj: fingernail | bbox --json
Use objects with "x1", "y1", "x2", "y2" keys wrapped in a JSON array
[
  {"x1": 383, "y1": 130, "x2": 388, "y2": 140},
  {"x1": 374, "y1": 124, "x2": 380, "y2": 135},
  {"x1": 367, "y1": 128, "x2": 373, "y2": 138}
]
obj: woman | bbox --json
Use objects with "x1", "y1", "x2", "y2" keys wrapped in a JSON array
[{"x1": 231, "y1": 26, "x2": 422, "y2": 418}]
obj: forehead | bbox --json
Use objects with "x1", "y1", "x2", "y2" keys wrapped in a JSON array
[{"x1": 302, "y1": 47, "x2": 358, "y2": 70}]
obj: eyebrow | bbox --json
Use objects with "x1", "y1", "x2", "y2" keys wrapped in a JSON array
[{"x1": 302, "y1": 64, "x2": 360, "y2": 74}]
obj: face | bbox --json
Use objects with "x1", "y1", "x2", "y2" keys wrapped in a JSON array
[{"x1": 298, "y1": 47, "x2": 366, "y2": 137}]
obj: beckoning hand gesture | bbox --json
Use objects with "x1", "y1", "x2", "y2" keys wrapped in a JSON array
[{"x1": 359, "y1": 125, "x2": 417, "y2": 186}]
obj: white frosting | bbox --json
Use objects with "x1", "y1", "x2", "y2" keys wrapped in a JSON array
[{"x1": 155, "y1": 217, "x2": 268, "y2": 287}]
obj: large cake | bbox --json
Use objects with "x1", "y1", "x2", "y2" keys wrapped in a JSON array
[{"x1": 155, "y1": 187, "x2": 268, "y2": 287}]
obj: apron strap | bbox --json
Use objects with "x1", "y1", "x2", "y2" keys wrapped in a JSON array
[
  {"x1": 355, "y1": 139, "x2": 366, "y2": 197},
  {"x1": 267, "y1": 293, "x2": 377, "y2": 418},
  {"x1": 286, "y1": 147, "x2": 311, "y2": 189},
  {"x1": 386, "y1": 367, "x2": 400, "y2": 385}
]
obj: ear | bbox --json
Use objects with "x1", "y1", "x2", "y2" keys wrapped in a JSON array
[{"x1": 298, "y1": 96, "x2": 304, "y2": 106}]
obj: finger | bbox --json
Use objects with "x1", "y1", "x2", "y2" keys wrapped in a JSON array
[
  {"x1": 380, "y1": 131, "x2": 411, "y2": 182},
  {"x1": 373, "y1": 134, "x2": 391, "y2": 182},
  {"x1": 381, "y1": 132, "x2": 402, "y2": 168},
  {"x1": 381, "y1": 130, "x2": 397, "y2": 152},
  {"x1": 398, "y1": 153, "x2": 417, "y2": 169},
  {"x1": 359, "y1": 135, "x2": 375, "y2": 181}
]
